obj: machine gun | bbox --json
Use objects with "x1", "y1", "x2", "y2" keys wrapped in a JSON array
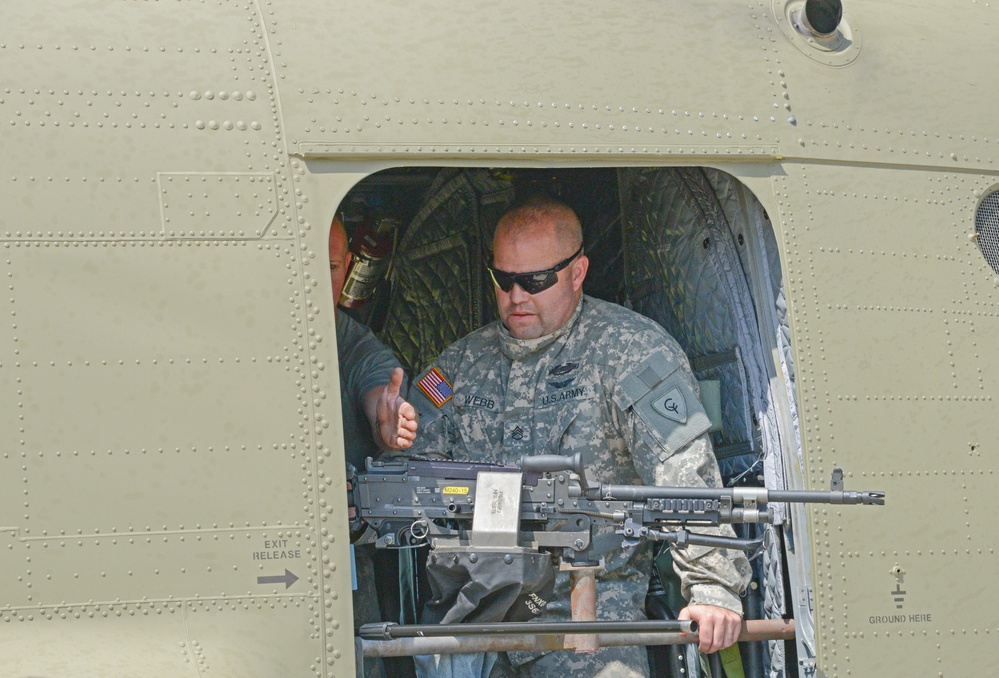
[
  {"x1": 348, "y1": 453, "x2": 883, "y2": 654},
  {"x1": 348, "y1": 453, "x2": 884, "y2": 564}
]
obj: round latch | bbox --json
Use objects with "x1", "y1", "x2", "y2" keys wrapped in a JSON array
[{"x1": 772, "y1": 0, "x2": 863, "y2": 67}]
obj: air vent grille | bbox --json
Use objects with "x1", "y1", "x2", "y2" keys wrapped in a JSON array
[{"x1": 975, "y1": 191, "x2": 999, "y2": 276}]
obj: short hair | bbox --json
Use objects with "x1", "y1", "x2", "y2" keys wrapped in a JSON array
[{"x1": 496, "y1": 194, "x2": 583, "y2": 255}]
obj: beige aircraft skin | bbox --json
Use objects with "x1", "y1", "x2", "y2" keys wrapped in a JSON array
[{"x1": 1, "y1": 1, "x2": 996, "y2": 676}]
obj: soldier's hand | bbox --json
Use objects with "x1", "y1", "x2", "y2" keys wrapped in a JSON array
[
  {"x1": 375, "y1": 368, "x2": 418, "y2": 450},
  {"x1": 679, "y1": 604, "x2": 742, "y2": 654}
]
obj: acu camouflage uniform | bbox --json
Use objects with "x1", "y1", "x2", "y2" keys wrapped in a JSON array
[{"x1": 407, "y1": 296, "x2": 752, "y2": 677}]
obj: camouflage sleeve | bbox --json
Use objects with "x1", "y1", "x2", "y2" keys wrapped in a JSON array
[
  {"x1": 402, "y1": 357, "x2": 459, "y2": 461},
  {"x1": 612, "y1": 346, "x2": 751, "y2": 614},
  {"x1": 652, "y1": 436, "x2": 753, "y2": 613}
]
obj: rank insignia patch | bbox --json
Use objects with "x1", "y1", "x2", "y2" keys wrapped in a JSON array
[{"x1": 416, "y1": 367, "x2": 454, "y2": 407}]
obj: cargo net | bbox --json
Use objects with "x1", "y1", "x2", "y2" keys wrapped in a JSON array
[{"x1": 976, "y1": 191, "x2": 999, "y2": 276}]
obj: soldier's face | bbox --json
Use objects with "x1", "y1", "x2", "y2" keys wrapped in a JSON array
[
  {"x1": 328, "y1": 219, "x2": 351, "y2": 303},
  {"x1": 492, "y1": 226, "x2": 588, "y2": 340}
]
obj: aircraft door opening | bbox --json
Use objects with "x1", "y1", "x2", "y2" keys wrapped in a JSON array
[{"x1": 328, "y1": 166, "x2": 810, "y2": 678}]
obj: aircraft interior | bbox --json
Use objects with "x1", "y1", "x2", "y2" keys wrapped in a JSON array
[{"x1": 333, "y1": 166, "x2": 805, "y2": 677}]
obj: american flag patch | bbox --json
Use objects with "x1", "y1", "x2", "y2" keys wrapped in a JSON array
[{"x1": 416, "y1": 367, "x2": 453, "y2": 407}]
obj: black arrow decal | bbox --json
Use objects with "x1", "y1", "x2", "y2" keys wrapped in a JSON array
[{"x1": 257, "y1": 569, "x2": 299, "y2": 589}]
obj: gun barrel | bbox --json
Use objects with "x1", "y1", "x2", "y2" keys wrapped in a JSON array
[
  {"x1": 766, "y1": 489, "x2": 886, "y2": 505},
  {"x1": 594, "y1": 484, "x2": 884, "y2": 506}
]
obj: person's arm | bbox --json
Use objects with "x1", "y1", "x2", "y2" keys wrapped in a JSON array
[
  {"x1": 361, "y1": 367, "x2": 418, "y2": 451},
  {"x1": 652, "y1": 436, "x2": 748, "y2": 654},
  {"x1": 613, "y1": 343, "x2": 751, "y2": 653},
  {"x1": 337, "y1": 313, "x2": 416, "y2": 453}
]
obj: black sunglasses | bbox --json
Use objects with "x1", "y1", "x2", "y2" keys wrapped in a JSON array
[{"x1": 487, "y1": 244, "x2": 583, "y2": 295}]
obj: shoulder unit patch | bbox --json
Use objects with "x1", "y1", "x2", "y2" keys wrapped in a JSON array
[{"x1": 651, "y1": 387, "x2": 687, "y2": 423}]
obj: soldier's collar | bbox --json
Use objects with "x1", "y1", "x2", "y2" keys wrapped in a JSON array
[{"x1": 498, "y1": 297, "x2": 585, "y2": 361}]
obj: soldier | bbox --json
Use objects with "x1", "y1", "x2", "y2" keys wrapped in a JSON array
[
  {"x1": 330, "y1": 215, "x2": 418, "y2": 678},
  {"x1": 330, "y1": 214, "x2": 417, "y2": 462},
  {"x1": 406, "y1": 196, "x2": 751, "y2": 677}
]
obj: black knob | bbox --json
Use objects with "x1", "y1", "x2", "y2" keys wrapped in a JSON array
[{"x1": 805, "y1": 0, "x2": 843, "y2": 36}]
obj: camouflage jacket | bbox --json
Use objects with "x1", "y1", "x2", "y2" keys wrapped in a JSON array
[{"x1": 407, "y1": 295, "x2": 751, "y2": 627}]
